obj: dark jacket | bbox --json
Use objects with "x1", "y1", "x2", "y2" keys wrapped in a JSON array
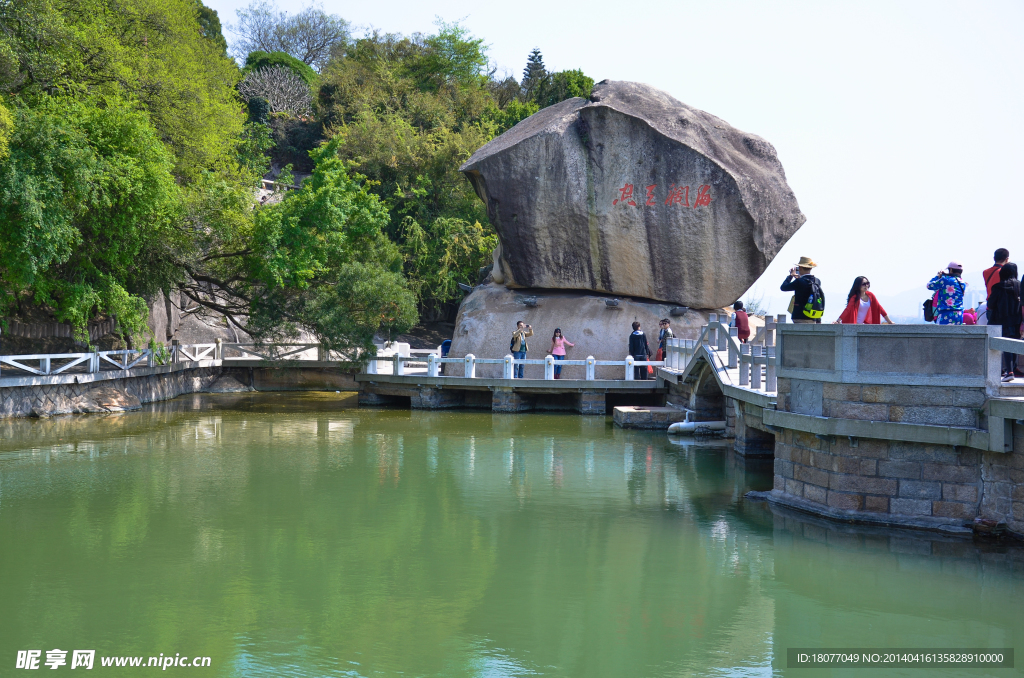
[
  {"x1": 988, "y1": 279, "x2": 1022, "y2": 328},
  {"x1": 781, "y1": 274, "x2": 823, "y2": 320},
  {"x1": 628, "y1": 331, "x2": 651, "y2": 358}
]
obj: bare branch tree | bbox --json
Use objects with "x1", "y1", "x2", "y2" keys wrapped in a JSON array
[
  {"x1": 230, "y1": 1, "x2": 349, "y2": 72},
  {"x1": 238, "y1": 66, "x2": 312, "y2": 115}
]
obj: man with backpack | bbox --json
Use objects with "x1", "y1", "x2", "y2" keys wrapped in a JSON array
[
  {"x1": 781, "y1": 256, "x2": 825, "y2": 323},
  {"x1": 510, "y1": 321, "x2": 532, "y2": 378}
]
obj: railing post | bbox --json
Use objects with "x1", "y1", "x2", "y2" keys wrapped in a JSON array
[
  {"x1": 777, "y1": 313, "x2": 788, "y2": 324},
  {"x1": 317, "y1": 344, "x2": 327, "y2": 361},
  {"x1": 728, "y1": 328, "x2": 738, "y2": 368},
  {"x1": 171, "y1": 339, "x2": 180, "y2": 364},
  {"x1": 503, "y1": 354, "x2": 514, "y2": 380},
  {"x1": 586, "y1": 356, "x2": 595, "y2": 381},
  {"x1": 464, "y1": 354, "x2": 475, "y2": 378},
  {"x1": 215, "y1": 338, "x2": 223, "y2": 361},
  {"x1": 395, "y1": 354, "x2": 405, "y2": 375},
  {"x1": 717, "y1": 321, "x2": 728, "y2": 352},
  {"x1": 708, "y1": 313, "x2": 717, "y2": 345},
  {"x1": 625, "y1": 355, "x2": 634, "y2": 381},
  {"x1": 739, "y1": 344, "x2": 750, "y2": 386},
  {"x1": 700, "y1": 326, "x2": 709, "y2": 347},
  {"x1": 544, "y1": 354, "x2": 555, "y2": 380},
  {"x1": 765, "y1": 320, "x2": 776, "y2": 348},
  {"x1": 766, "y1": 345, "x2": 777, "y2": 392},
  {"x1": 366, "y1": 354, "x2": 378, "y2": 374},
  {"x1": 41, "y1": 356, "x2": 50, "y2": 375},
  {"x1": 751, "y1": 345, "x2": 762, "y2": 390},
  {"x1": 427, "y1": 354, "x2": 438, "y2": 377}
]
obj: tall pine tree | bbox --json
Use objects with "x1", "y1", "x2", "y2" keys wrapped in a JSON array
[{"x1": 521, "y1": 48, "x2": 547, "y2": 101}]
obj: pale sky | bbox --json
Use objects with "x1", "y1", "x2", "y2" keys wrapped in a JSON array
[{"x1": 207, "y1": 0, "x2": 1024, "y2": 318}]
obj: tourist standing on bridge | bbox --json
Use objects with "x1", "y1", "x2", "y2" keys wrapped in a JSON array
[
  {"x1": 987, "y1": 263, "x2": 1021, "y2": 381},
  {"x1": 656, "y1": 319, "x2": 674, "y2": 360},
  {"x1": 548, "y1": 328, "x2": 574, "y2": 379},
  {"x1": 781, "y1": 256, "x2": 825, "y2": 323},
  {"x1": 984, "y1": 248, "x2": 1009, "y2": 300},
  {"x1": 510, "y1": 321, "x2": 532, "y2": 378},
  {"x1": 835, "y1": 277, "x2": 894, "y2": 324},
  {"x1": 628, "y1": 321, "x2": 652, "y2": 380},
  {"x1": 926, "y1": 262, "x2": 967, "y2": 325},
  {"x1": 731, "y1": 302, "x2": 750, "y2": 342}
]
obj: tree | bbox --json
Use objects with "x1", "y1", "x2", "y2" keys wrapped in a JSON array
[
  {"x1": 520, "y1": 48, "x2": 547, "y2": 101},
  {"x1": 0, "y1": 97, "x2": 179, "y2": 338},
  {"x1": 239, "y1": 66, "x2": 312, "y2": 115},
  {"x1": 0, "y1": 0, "x2": 246, "y2": 183},
  {"x1": 196, "y1": 1, "x2": 229, "y2": 55},
  {"x1": 535, "y1": 69, "x2": 594, "y2": 108},
  {"x1": 230, "y1": 1, "x2": 349, "y2": 72},
  {"x1": 179, "y1": 138, "x2": 417, "y2": 354}
]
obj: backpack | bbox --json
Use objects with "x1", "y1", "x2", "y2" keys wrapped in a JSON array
[
  {"x1": 801, "y1": 279, "x2": 825, "y2": 319},
  {"x1": 923, "y1": 298, "x2": 935, "y2": 322}
]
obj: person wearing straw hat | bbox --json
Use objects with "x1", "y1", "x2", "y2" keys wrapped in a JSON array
[
  {"x1": 926, "y1": 261, "x2": 968, "y2": 325},
  {"x1": 781, "y1": 256, "x2": 825, "y2": 323}
]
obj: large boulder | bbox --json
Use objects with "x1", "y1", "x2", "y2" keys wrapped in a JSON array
[
  {"x1": 460, "y1": 80, "x2": 805, "y2": 308},
  {"x1": 448, "y1": 284, "x2": 710, "y2": 380}
]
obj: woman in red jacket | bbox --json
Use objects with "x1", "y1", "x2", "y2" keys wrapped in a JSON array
[{"x1": 835, "y1": 277, "x2": 895, "y2": 324}]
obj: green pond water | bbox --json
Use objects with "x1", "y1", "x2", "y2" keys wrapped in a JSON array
[{"x1": 0, "y1": 392, "x2": 1022, "y2": 677}]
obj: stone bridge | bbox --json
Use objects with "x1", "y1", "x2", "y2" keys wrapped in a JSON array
[{"x1": 654, "y1": 321, "x2": 1024, "y2": 538}]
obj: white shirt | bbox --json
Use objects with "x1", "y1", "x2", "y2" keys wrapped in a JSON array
[{"x1": 856, "y1": 298, "x2": 871, "y2": 323}]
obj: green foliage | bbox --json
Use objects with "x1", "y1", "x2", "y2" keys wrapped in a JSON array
[
  {"x1": 487, "y1": 99, "x2": 539, "y2": 134},
  {"x1": 195, "y1": 1, "x2": 229, "y2": 55},
  {"x1": 410, "y1": 21, "x2": 488, "y2": 91},
  {"x1": 247, "y1": 96, "x2": 270, "y2": 124},
  {"x1": 535, "y1": 69, "x2": 594, "y2": 108},
  {"x1": 0, "y1": 97, "x2": 179, "y2": 338},
  {"x1": 399, "y1": 217, "x2": 497, "y2": 305},
  {"x1": 244, "y1": 49, "x2": 318, "y2": 86},
  {"x1": 237, "y1": 122, "x2": 273, "y2": 184},
  {"x1": 0, "y1": 100, "x2": 12, "y2": 158},
  {"x1": 1, "y1": 0, "x2": 245, "y2": 183},
  {"x1": 242, "y1": 139, "x2": 417, "y2": 351},
  {"x1": 521, "y1": 48, "x2": 547, "y2": 100}
]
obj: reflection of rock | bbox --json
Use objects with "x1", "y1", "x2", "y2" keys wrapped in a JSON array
[
  {"x1": 449, "y1": 284, "x2": 710, "y2": 379},
  {"x1": 461, "y1": 80, "x2": 805, "y2": 307},
  {"x1": 205, "y1": 374, "x2": 254, "y2": 393}
]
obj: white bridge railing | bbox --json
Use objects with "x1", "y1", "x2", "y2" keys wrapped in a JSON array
[
  {"x1": 663, "y1": 312, "x2": 786, "y2": 393},
  {"x1": 0, "y1": 339, "x2": 352, "y2": 377},
  {"x1": 365, "y1": 353, "x2": 664, "y2": 381}
]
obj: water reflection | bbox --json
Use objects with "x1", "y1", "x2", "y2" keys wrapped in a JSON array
[{"x1": 0, "y1": 393, "x2": 1020, "y2": 678}]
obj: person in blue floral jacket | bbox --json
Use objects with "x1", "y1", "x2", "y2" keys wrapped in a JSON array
[{"x1": 927, "y1": 261, "x2": 967, "y2": 325}]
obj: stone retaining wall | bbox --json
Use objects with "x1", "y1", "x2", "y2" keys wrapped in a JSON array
[
  {"x1": 0, "y1": 367, "x2": 223, "y2": 418},
  {"x1": 770, "y1": 377, "x2": 1023, "y2": 537}
]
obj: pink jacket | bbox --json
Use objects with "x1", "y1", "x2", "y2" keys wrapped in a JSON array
[{"x1": 550, "y1": 337, "x2": 574, "y2": 355}]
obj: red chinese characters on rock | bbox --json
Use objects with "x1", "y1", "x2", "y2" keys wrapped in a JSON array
[
  {"x1": 612, "y1": 183, "x2": 637, "y2": 207},
  {"x1": 612, "y1": 182, "x2": 711, "y2": 208},
  {"x1": 664, "y1": 184, "x2": 689, "y2": 207}
]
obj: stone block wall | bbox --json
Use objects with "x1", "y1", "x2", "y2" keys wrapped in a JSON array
[
  {"x1": 777, "y1": 378, "x2": 985, "y2": 427},
  {"x1": 772, "y1": 426, "x2": 1024, "y2": 536},
  {"x1": 0, "y1": 367, "x2": 222, "y2": 419}
]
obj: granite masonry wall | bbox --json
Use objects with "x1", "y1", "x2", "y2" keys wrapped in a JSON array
[
  {"x1": 771, "y1": 377, "x2": 1024, "y2": 537},
  {"x1": 0, "y1": 367, "x2": 223, "y2": 419}
]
